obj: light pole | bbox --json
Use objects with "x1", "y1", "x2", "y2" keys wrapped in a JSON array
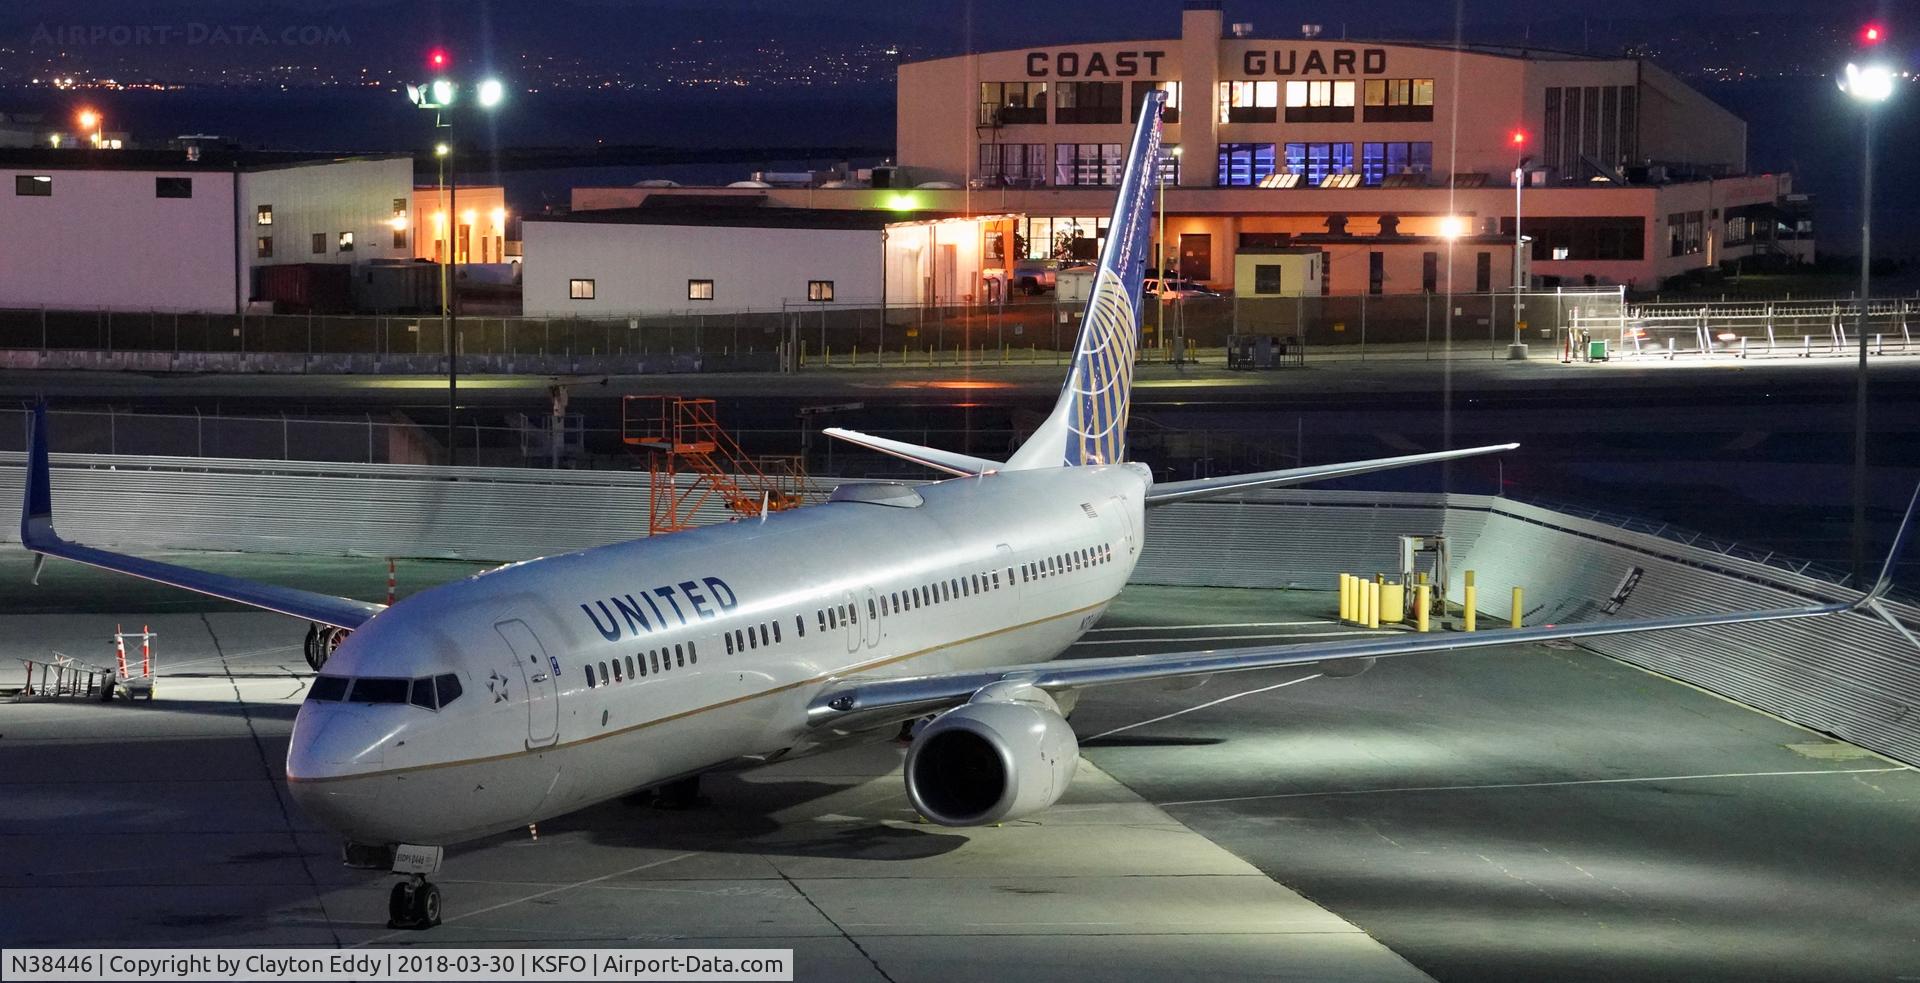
[
  {"x1": 1508, "y1": 130, "x2": 1529, "y2": 359},
  {"x1": 77, "y1": 109, "x2": 101, "y2": 148},
  {"x1": 1156, "y1": 145, "x2": 1182, "y2": 353},
  {"x1": 408, "y1": 59, "x2": 505, "y2": 466},
  {"x1": 1441, "y1": 215, "x2": 1464, "y2": 357},
  {"x1": 1838, "y1": 56, "x2": 1896, "y2": 581}
]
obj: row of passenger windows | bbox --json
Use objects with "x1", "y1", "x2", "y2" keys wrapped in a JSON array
[
  {"x1": 726, "y1": 618, "x2": 786, "y2": 655},
  {"x1": 585, "y1": 539, "x2": 1116, "y2": 693},
  {"x1": 1023, "y1": 543, "x2": 1113, "y2": 582},
  {"x1": 306, "y1": 673, "x2": 463, "y2": 710},
  {"x1": 586, "y1": 642, "x2": 696, "y2": 689}
]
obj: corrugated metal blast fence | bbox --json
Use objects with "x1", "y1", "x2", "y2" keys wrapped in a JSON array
[{"x1": 1, "y1": 456, "x2": 1914, "y2": 766}]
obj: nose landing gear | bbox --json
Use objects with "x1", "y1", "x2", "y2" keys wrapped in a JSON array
[
  {"x1": 387, "y1": 876, "x2": 442, "y2": 930},
  {"x1": 384, "y1": 843, "x2": 446, "y2": 930}
]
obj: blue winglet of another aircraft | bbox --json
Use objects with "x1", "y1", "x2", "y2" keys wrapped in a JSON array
[{"x1": 20, "y1": 402, "x2": 383, "y2": 630}]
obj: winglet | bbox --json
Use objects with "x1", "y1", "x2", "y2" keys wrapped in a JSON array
[{"x1": 21, "y1": 401, "x2": 53, "y2": 546}]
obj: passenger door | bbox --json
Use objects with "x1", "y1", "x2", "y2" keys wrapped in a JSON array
[
  {"x1": 842, "y1": 589, "x2": 861, "y2": 655},
  {"x1": 494, "y1": 619, "x2": 560, "y2": 748}
]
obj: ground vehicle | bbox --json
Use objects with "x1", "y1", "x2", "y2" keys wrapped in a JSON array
[
  {"x1": 1144, "y1": 277, "x2": 1222, "y2": 301},
  {"x1": 1012, "y1": 258, "x2": 1060, "y2": 295}
]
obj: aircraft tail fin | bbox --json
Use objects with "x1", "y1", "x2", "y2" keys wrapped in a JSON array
[{"x1": 1004, "y1": 89, "x2": 1165, "y2": 471}]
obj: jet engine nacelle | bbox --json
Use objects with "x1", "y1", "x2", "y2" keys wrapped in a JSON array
[{"x1": 904, "y1": 682, "x2": 1078, "y2": 826}]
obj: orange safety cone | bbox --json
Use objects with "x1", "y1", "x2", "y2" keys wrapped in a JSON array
[{"x1": 141, "y1": 624, "x2": 151, "y2": 677}]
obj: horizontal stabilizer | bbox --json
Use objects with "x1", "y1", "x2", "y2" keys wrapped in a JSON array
[
  {"x1": 823, "y1": 428, "x2": 1002, "y2": 477},
  {"x1": 20, "y1": 404, "x2": 383, "y2": 630},
  {"x1": 1145, "y1": 443, "x2": 1519, "y2": 506}
]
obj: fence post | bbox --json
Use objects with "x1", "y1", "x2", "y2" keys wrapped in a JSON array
[{"x1": 40, "y1": 306, "x2": 47, "y2": 353}]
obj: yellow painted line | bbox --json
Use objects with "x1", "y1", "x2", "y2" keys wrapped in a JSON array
[{"x1": 287, "y1": 600, "x2": 1107, "y2": 784}]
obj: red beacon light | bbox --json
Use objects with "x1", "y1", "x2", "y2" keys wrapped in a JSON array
[
  {"x1": 1861, "y1": 24, "x2": 1884, "y2": 45},
  {"x1": 1510, "y1": 130, "x2": 1527, "y2": 146},
  {"x1": 428, "y1": 48, "x2": 449, "y2": 68}
]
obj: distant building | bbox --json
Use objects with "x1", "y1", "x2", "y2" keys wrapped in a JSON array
[
  {"x1": 0, "y1": 149, "x2": 413, "y2": 313},
  {"x1": 412, "y1": 184, "x2": 512, "y2": 265},
  {"x1": 522, "y1": 201, "x2": 1007, "y2": 316},
  {"x1": 574, "y1": 2, "x2": 1806, "y2": 294}
]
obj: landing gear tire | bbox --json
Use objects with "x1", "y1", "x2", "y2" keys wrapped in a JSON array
[{"x1": 386, "y1": 876, "x2": 442, "y2": 930}]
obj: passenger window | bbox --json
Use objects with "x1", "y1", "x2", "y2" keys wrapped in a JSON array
[
  {"x1": 748, "y1": 628, "x2": 757, "y2": 650},
  {"x1": 689, "y1": 641, "x2": 697, "y2": 664},
  {"x1": 409, "y1": 677, "x2": 437, "y2": 710},
  {"x1": 585, "y1": 664, "x2": 597, "y2": 688},
  {"x1": 613, "y1": 659, "x2": 623, "y2": 682},
  {"x1": 796, "y1": 614, "x2": 805, "y2": 637},
  {"x1": 828, "y1": 608, "x2": 838, "y2": 628},
  {"x1": 637, "y1": 652, "x2": 647, "y2": 676},
  {"x1": 867, "y1": 599, "x2": 876, "y2": 620},
  {"x1": 848, "y1": 604, "x2": 858, "y2": 624},
  {"x1": 598, "y1": 661, "x2": 610, "y2": 684},
  {"x1": 725, "y1": 633, "x2": 734, "y2": 655},
  {"x1": 773, "y1": 621, "x2": 781, "y2": 643},
  {"x1": 651, "y1": 650, "x2": 661, "y2": 674},
  {"x1": 675, "y1": 644, "x2": 685, "y2": 668},
  {"x1": 625, "y1": 655, "x2": 636, "y2": 679},
  {"x1": 817, "y1": 610, "x2": 826, "y2": 631},
  {"x1": 760, "y1": 624, "x2": 771, "y2": 645},
  {"x1": 308, "y1": 676, "x2": 349, "y2": 702}
]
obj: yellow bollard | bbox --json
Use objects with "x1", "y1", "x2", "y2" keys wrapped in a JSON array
[
  {"x1": 1380, "y1": 582, "x2": 1405, "y2": 624},
  {"x1": 1463, "y1": 585, "x2": 1477, "y2": 632},
  {"x1": 1366, "y1": 581, "x2": 1381, "y2": 629},
  {"x1": 1338, "y1": 574, "x2": 1352, "y2": 622},
  {"x1": 1511, "y1": 586, "x2": 1524, "y2": 628},
  {"x1": 1415, "y1": 584, "x2": 1431, "y2": 632}
]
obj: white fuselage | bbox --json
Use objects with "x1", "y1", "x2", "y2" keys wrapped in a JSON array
[{"x1": 287, "y1": 464, "x2": 1150, "y2": 846}]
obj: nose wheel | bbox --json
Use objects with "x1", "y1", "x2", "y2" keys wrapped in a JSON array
[{"x1": 387, "y1": 875, "x2": 441, "y2": 930}]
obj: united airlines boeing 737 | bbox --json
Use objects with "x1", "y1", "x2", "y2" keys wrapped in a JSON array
[{"x1": 19, "y1": 92, "x2": 1914, "y2": 929}]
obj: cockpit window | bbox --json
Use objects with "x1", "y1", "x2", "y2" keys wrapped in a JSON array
[
  {"x1": 409, "y1": 677, "x2": 437, "y2": 710},
  {"x1": 307, "y1": 676, "x2": 349, "y2": 702},
  {"x1": 349, "y1": 677, "x2": 410, "y2": 704},
  {"x1": 434, "y1": 673, "x2": 462, "y2": 708}
]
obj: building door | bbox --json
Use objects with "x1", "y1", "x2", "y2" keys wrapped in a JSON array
[
  {"x1": 493, "y1": 619, "x2": 560, "y2": 748},
  {"x1": 1178, "y1": 234, "x2": 1212, "y2": 281}
]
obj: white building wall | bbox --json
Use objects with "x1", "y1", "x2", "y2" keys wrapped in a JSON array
[
  {"x1": 0, "y1": 167, "x2": 238, "y2": 312},
  {"x1": 521, "y1": 222, "x2": 882, "y2": 316},
  {"x1": 239, "y1": 157, "x2": 415, "y2": 299}
]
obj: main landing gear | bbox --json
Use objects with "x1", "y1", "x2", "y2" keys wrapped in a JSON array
[
  {"x1": 384, "y1": 844, "x2": 446, "y2": 930},
  {"x1": 652, "y1": 775, "x2": 710, "y2": 810}
]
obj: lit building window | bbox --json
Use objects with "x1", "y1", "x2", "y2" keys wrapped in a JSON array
[
  {"x1": 338, "y1": 231, "x2": 355, "y2": 252},
  {"x1": 1363, "y1": 79, "x2": 1436, "y2": 122},
  {"x1": 1053, "y1": 143, "x2": 1122, "y2": 187},
  {"x1": 1284, "y1": 81, "x2": 1356, "y2": 122},
  {"x1": 978, "y1": 81, "x2": 1048, "y2": 126},
  {"x1": 1217, "y1": 143, "x2": 1276, "y2": 187},
  {"x1": 1218, "y1": 81, "x2": 1278, "y2": 123},
  {"x1": 807, "y1": 280, "x2": 835, "y2": 302},
  {"x1": 1284, "y1": 142, "x2": 1355, "y2": 186},
  {"x1": 569, "y1": 278, "x2": 595, "y2": 300},
  {"x1": 256, "y1": 205, "x2": 273, "y2": 226},
  {"x1": 1360, "y1": 142, "x2": 1434, "y2": 186},
  {"x1": 14, "y1": 175, "x2": 52, "y2": 197},
  {"x1": 256, "y1": 236, "x2": 273, "y2": 258},
  {"x1": 687, "y1": 279, "x2": 714, "y2": 301}
]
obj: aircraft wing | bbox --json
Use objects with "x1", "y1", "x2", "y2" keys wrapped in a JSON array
[
  {"x1": 1145, "y1": 443, "x2": 1519, "y2": 506},
  {"x1": 807, "y1": 485, "x2": 1919, "y2": 733},
  {"x1": 822, "y1": 427, "x2": 1002, "y2": 477},
  {"x1": 18, "y1": 404, "x2": 384, "y2": 630}
]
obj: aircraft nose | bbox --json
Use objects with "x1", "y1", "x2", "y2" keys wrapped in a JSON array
[{"x1": 287, "y1": 704, "x2": 386, "y2": 779}]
